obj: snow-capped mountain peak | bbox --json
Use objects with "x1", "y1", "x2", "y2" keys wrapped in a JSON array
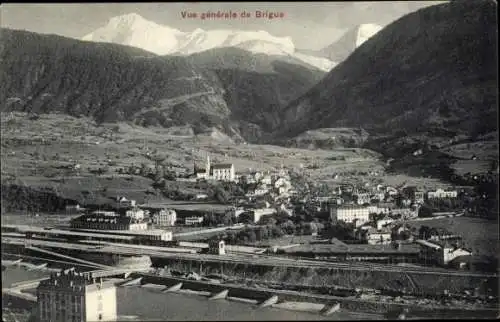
[
  {"x1": 317, "y1": 23, "x2": 382, "y2": 62},
  {"x1": 354, "y1": 23, "x2": 383, "y2": 47},
  {"x1": 81, "y1": 13, "x2": 337, "y2": 71}
]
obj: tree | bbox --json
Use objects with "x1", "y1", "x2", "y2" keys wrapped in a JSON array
[
  {"x1": 419, "y1": 225, "x2": 431, "y2": 239},
  {"x1": 140, "y1": 163, "x2": 148, "y2": 177},
  {"x1": 247, "y1": 230, "x2": 257, "y2": 243},
  {"x1": 418, "y1": 206, "x2": 433, "y2": 218}
]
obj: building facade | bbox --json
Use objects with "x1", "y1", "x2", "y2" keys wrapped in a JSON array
[
  {"x1": 416, "y1": 239, "x2": 473, "y2": 266},
  {"x1": 125, "y1": 208, "x2": 145, "y2": 221},
  {"x1": 364, "y1": 227, "x2": 392, "y2": 245},
  {"x1": 330, "y1": 206, "x2": 370, "y2": 226},
  {"x1": 252, "y1": 208, "x2": 277, "y2": 223},
  {"x1": 153, "y1": 209, "x2": 177, "y2": 226},
  {"x1": 70, "y1": 214, "x2": 147, "y2": 231},
  {"x1": 37, "y1": 270, "x2": 117, "y2": 322},
  {"x1": 184, "y1": 216, "x2": 204, "y2": 226},
  {"x1": 194, "y1": 155, "x2": 236, "y2": 182},
  {"x1": 427, "y1": 189, "x2": 458, "y2": 199},
  {"x1": 355, "y1": 193, "x2": 371, "y2": 205},
  {"x1": 208, "y1": 239, "x2": 226, "y2": 255}
]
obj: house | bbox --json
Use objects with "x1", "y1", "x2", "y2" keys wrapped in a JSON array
[
  {"x1": 362, "y1": 227, "x2": 392, "y2": 245},
  {"x1": 274, "y1": 177, "x2": 291, "y2": 189},
  {"x1": 252, "y1": 207, "x2": 277, "y2": 223},
  {"x1": 412, "y1": 190, "x2": 425, "y2": 204},
  {"x1": 231, "y1": 206, "x2": 246, "y2": 218},
  {"x1": 253, "y1": 184, "x2": 271, "y2": 196},
  {"x1": 184, "y1": 216, "x2": 204, "y2": 226},
  {"x1": 330, "y1": 205, "x2": 371, "y2": 227},
  {"x1": 260, "y1": 175, "x2": 272, "y2": 185},
  {"x1": 195, "y1": 193, "x2": 209, "y2": 200},
  {"x1": 416, "y1": 239, "x2": 473, "y2": 266},
  {"x1": 427, "y1": 188, "x2": 458, "y2": 199},
  {"x1": 125, "y1": 208, "x2": 145, "y2": 221},
  {"x1": 153, "y1": 209, "x2": 177, "y2": 226},
  {"x1": 355, "y1": 193, "x2": 371, "y2": 205},
  {"x1": 117, "y1": 196, "x2": 136, "y2": 207},
  {"x1": 65, "y1": 204, "x2": 82, "y2": 212},
  {"x1": 385, "y1": 187, "x2": 398, "y2": 196}
]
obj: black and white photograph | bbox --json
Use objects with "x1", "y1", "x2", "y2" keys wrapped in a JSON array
[{"x1": 1, "y1": 1, "x2": 498, "y2": 321}]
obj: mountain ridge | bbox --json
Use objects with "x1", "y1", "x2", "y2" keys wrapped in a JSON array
[
  {"x1": 276, "y1": 0, "x2": 498, "y2": 146},
  {"x1": 81, "y1": 12, "x2": 336, "y2": 71},
  {"x1": 0, "y1": 28, "x2": 324, "y2": 143}
]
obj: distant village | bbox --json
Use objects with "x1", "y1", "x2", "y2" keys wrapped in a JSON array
[{"x1": 60, "y1": 153, "x2": 484, "y2": 271}]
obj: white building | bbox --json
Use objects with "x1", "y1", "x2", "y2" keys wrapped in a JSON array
[
  {"x1": 211, "y1": 164, "x2": 236, "y2": 181},
  {"x1": 355, "y1": 193, "x2": 371, "y2": 205},
  {"x1": 330, "y1": 205, "x2": 370, "y2": 227},
  {"x1": 117, "y1": 196, "x2": 136, "y2": 207},
  {"x1": 208, "y1": 239, "x2": 226, "y2": 255},
  {"x1": 274, "y1": 177, "x2": 290, "y2": 189},
  {"x1": 428, "y1": 189, "x2": 458, "y2": 199},
  {"x1": 416, "y1": 239, "x2": 473, "y2": 266},
  {"x1": 185, "y1": 216, "x2": 204, "y2": 226},
  {"x1": 195, "y1": 155, "x2": 236, "y2": 182},
  {"x1": 153, "y1": 209, "x2": 177, "y2": 226},
  {"x1": 253, "y1": 184, "x2": 270, "y2": 196},
  {"x1": 252, "y1": 207, "x2": 277, "y2": 223},
  {"x1": 37, "y1": 270, "x2": 117, "y2": 322},
  {"x1": 260, "y1": 175, "x2": 272, "y2": 185},
  {"x1": 125, "y1": 208, "x2": 145, "y2": 221},
  {"x1": 364, "y1": 227, "x2": 392, "y2": 245}
]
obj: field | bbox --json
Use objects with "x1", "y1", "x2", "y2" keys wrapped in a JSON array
[
  {"x1": 407, "y1": 216, "x2": 499, "y2": 258},
  {"x1": 1, "y1": 213, "x2": 78, "y2": 227}
]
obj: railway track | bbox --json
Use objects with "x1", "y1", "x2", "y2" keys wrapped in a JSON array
[{"x1": 2, "y1": 237, "x2": 497, "y2": 278}]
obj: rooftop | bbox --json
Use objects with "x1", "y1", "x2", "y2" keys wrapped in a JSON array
[
  {"x1": 211, "y1": 163, "x2": 233, "y2": 169},
  {"x1": 284, "y1": 243, "x2": 420, "y2": 255},
  {"x1": 37, "y1": 270, "x2": 116, "y2": 291}
]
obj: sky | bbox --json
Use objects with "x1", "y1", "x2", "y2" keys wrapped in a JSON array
[{"x1": 1, "y1": 1, "x2": 447, "y2": 50}]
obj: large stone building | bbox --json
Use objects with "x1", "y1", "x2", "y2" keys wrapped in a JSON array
[
  {"x1": 195, "y1": 155, "x2": 235, "y2": 182},
  {"x1": 37, "y1": 270, "x2": 117, "y2": 322},
  {"x1": 125, "y1": 208, "x2": 145, "y2": 221},
  {"x1": 153, "y1": 208, "x2": 177, "y2": 226},
  {"x1": 330, "y1": 205, "x2": 371, "y2": 227}
]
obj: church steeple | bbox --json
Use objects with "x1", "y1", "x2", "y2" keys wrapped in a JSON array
[{"x1": 206, "y1": 154, "x2": 211, "y2": 175}]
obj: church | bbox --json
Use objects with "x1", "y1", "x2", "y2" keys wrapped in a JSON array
[{"x1": 194, "y1": 155, "x2": 235, "y2": 182}]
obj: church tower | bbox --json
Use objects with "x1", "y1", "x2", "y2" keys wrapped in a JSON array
[{"x1": 206, "y1": 154, "x2": 211, "y2": 178}]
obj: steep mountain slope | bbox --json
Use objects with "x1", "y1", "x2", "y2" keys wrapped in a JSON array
[
  {"x1": 0, "y1": 28, "x2": 228, "y2": 130},
  {"x1": 186, "y1": 47, "x2": 326, "y2": 140},
  {"x1": 278, "y1": 0, "x2": 498, "y2": 145},
  {"x1": 81, "y1": 13, "x2": 336, "y2": 71},
  {"x1": 1, "y1": 29, "x2": 324, "y2": 142}
]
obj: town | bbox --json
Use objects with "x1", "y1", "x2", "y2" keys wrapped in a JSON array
[{"x1": 2, "y1": 154, "x2": 498, "y2": 321}]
